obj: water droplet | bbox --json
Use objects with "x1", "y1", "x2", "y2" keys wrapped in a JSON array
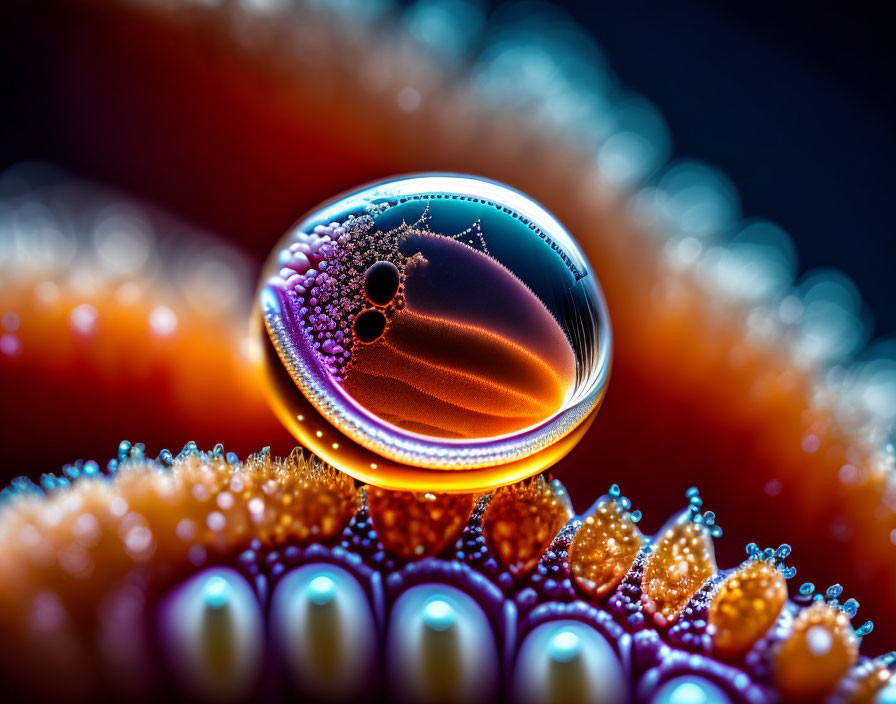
[{"x1": 256, "y1": 175, "x2": 611, "y2": 491}]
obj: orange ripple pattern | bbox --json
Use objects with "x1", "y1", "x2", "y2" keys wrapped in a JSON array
[{"x1": 343, "y1": 307, "x2": 574, "y2": 439}]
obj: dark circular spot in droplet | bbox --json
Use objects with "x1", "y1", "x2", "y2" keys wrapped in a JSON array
[
  {"x1": 353, "y1": 309, "x2": 387, "y2": 343},
  {"x1": 364, "y1": 261, "x2": 400, "y2": 306}
]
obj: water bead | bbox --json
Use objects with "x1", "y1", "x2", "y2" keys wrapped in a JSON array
[
  {"x1": 857, "y1": 621, "x2": 875, "y2": 637},
  {"x1": 776, "y1": 543, "x2": 792, "y2": 559},
  {"x1": 256, "y1": 175, "x2": 611, "y2": 492}
]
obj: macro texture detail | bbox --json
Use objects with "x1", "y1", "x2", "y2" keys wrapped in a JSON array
[{"x1": 0, "y1": 444, "x2": 890, "y2": 703}]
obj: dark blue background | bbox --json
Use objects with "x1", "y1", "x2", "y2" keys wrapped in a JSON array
[{"x1": 561, "y1": 0, "x2": 896, "y2": 337}]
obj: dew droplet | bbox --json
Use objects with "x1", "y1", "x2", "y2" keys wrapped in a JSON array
[{"x1": 256, "y1": 175, "x2": 611, "y2": 491}]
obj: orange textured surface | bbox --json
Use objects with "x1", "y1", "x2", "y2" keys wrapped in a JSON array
[
  {"x1": 569, "y1": 497, "x2": 644, "y2": 599},
  {"x1": 774, "y1": 601, "x2": 859, "y2": 701},
  {"x1": 482, "y1": 477, "x2": 573, "y2": 576},
  {"x1": 709, "y1": 560, "x2": 789, "y2": 660},
  {"x1": 367, "y1": 487, "x2": 475, "y2": 559},
  {"x1": 641, "y1": 516, "x2": 718, "y2": 626}
]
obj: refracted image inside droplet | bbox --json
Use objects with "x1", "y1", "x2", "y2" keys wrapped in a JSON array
[
  {"x1": 272, "y1": 207, "x2": 576, "y2": 439},
  {"x1": 348, "y1": 232, "x2": 576, "y2": 438},
  {"x1": 259, "y1": 176, "x2": 608, "y2": 476}
]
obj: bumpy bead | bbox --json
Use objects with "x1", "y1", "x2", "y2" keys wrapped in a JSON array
[
  {"x1": 641, "y1": 512, "x2": 718, "y2": 626},
  {"x1": 482, "y1": 476, "x2": 573, "y2": 576},
  {"x1": 774, "y1": 601, "x2": 859, "y2": 701},
  {"x1": 367, "y1": 487, "x2": 475, "y2": 560},
  {"x1": 709, "y1": 559, "x2": 788, "y2": 659},
  {"x1": 569, "y1": 495, "x2": 644, "y2": 599},
  {"x1": 0, "y1": 443, "x2": 885, "y2": 704}
]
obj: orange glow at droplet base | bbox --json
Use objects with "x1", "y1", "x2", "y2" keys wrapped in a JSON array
[{"x1": 255, "y1": 307, "x2": 602, "y2": 493}]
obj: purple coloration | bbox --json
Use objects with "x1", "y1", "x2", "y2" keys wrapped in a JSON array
[
  {"x1": 147, "y1": 488, "x2": 822, "y2": 704},
  {"x1": 667, "y1": 571, "x2": 728, "y2": 654},
  {"x1": 635, "y1": 648, "x2": 771, "y2": 703},
  {"x1": 608, "y1": 548, "x2": 652, "y2": 629}
]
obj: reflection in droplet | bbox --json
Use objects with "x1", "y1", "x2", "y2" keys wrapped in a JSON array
[{"x1": 256, "y1": 175, "x2": 611, "y2": 491}]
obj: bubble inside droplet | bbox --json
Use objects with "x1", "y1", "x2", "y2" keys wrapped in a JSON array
[
  {"x1": 353, "y1": 309, "x2": 387, "y2": 344},
  {"x1": 364, "y1": 261, "x2": 400, "y2": 306},
  {"x1": 255, "y1": 175, "x2": 611, "y2": 491}
]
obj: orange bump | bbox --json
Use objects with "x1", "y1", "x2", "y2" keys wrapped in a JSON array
[
  {"x1": 0, "y1": 446, "x2": 360, "y2": 622},
  {"x1": 569, "y1": 494, "x2": 644, "y2": 599},
  {"x1": 841, "y1": 657, "x2": 896, "y2": 704},
  {"x1": 237, "y1": 447, "x2": 360, "y2": 545},
  {"x1": 641, "y1": 510, "x2": 718, "y2": 626},
  {"x1": 774, "y1": 602, "x2": 859, "y2": 702},
  {"x1": 709, "y1": 559, "x2": 788, "y2": 660},
  {"x1": 482, "y1": 476, "x2": 573, "y2": 577},
  {"x1": 367, "y1": 487, "x2": 475, "y2": 560}
]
